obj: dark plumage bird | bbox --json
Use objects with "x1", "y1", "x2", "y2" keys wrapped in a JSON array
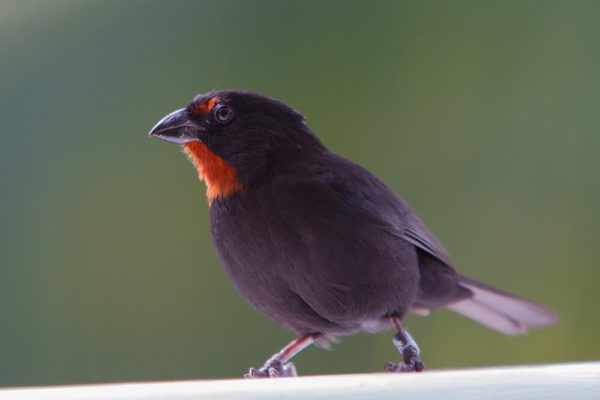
[{"x1": 149, "y1": 90, "x2": 557, "y2": 377}]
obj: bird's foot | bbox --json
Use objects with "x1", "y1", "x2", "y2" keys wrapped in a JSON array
[
  {"x1": 243, "y1": 335, "x2": 315, "y2": 378},
  {"x1": 244, "y1": 359, "x2": 298, "y2": 378},
  {"x1": 384, "y1": 325, "x2": 425, "y2": 373},
  {"x1": 384, "y1": 359, "x2": 425, "y2": 372}
]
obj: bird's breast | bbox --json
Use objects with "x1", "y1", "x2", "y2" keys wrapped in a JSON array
[{"x1": 183, "y1": 142, "x2": 243, "y2": 204}]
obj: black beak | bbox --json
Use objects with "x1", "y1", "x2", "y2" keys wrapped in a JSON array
[{"x1": 148, "y1": 108, "x2": 202, "y2": 144}]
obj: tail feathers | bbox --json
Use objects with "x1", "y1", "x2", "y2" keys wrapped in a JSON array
[{"x1": 447, "y1": 276, "x2": 558, "y2": 336}]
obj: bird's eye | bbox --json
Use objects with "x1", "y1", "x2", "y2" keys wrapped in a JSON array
[{"x1": 212, "y1": 104, "x2": 234, "y2": 124}]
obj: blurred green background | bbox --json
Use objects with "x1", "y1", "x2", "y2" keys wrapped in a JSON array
[{"x1": 1, "y1": 0, "x2": 599, "y2": 387}]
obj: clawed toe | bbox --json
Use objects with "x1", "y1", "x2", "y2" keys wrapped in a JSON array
[
  {"x1": 244, "y1": 367, "x2": 267, "y2": 378},
  {"x1": 384, "y1": 360, "x2": 425, "y2": 373},
  {"x1": 244, "y1": 360, "x2": 298, "y2": 378},
  {"x1": 384, "y1": 361, "x2": 399, "y2": 372}
]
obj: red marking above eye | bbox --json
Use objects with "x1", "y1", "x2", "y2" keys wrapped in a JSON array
[{"x1": 195, "y1": 97, "x2": 219, "y2": 114}]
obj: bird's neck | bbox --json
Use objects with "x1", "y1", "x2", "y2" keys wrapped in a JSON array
[{"x1": 183, "y1": 142, "x2": 243, "y2": 205}]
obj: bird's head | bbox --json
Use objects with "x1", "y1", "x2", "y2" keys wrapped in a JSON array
[{"x1": 149, "y1": 90, "x2": 324, "y2": 204}]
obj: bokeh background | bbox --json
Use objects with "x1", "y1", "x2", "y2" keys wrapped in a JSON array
[{"x1": 1, "y1": 0, "x2": 599, "y2": 387}]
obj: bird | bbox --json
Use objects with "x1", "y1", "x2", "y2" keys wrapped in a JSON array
[{"x1": 148, "y1": 90, "x2": 557, "y2": 378}]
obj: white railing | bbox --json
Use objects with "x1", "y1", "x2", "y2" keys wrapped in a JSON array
[{"x1": 1, "y1": 362, "x2": 598, "y2": 400}]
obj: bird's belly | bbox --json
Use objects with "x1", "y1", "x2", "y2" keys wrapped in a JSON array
[
  {"x1": 209, "y1": 200, "x2": 420, "y2": 334},
  {"x1": 359, "y1": 318, "x2": 394, "y2": 333}
]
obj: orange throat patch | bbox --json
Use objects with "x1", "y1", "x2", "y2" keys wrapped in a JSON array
[{"x1": 183, "y1": 142, "x2": 243, "y2": 204}]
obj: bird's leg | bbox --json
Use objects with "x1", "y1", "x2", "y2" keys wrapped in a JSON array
[
  {"x1": 244, "y1": 334, "x2": 315, "y2": 378},
  {"x1": 384, "y1": 317, "x2": 425, "y2": 372}
]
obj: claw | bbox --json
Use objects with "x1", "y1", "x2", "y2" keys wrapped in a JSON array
[
  {"x1": 244, "y1": 361, "x2": 298, "y2": 378},
  {"x1": 384, "y1": 360, "x2": 425, "y2": 373},
  {"x1": 244, "y1": 367, "x2": 265, "y2": 378},
  {"x1": 384, "y1": 361, "x2": 399, "y2": 372}
]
